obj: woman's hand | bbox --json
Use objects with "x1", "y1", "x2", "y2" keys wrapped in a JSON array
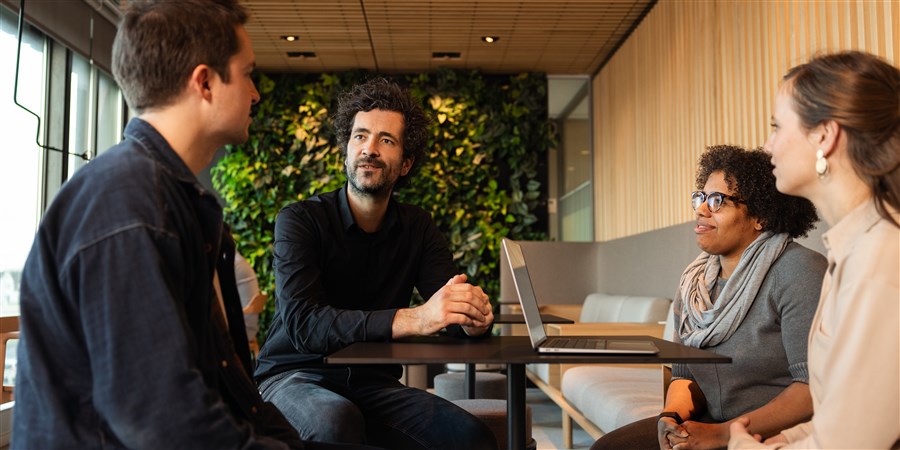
[
  {"x1": 729, "y1": 417, "x2": 764, "y2": 445},
  {"x1": 669, "y1": 421, "x2": 729, "y2": 449}
]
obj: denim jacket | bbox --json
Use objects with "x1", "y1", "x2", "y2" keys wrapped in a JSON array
[{"x1": 14, "y1": 118, "x2": 301, "y2": 449}]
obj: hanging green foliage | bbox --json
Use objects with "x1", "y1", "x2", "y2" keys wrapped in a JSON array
[{"x1": 212, "y1": 69, "x2": 553, "y2": 342}]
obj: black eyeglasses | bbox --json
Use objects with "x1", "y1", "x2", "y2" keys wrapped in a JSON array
[{"x1": 691, "y1": 191, "x2": 744, "y2": 212}]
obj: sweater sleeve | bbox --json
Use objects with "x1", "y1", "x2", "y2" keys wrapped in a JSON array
[
  {"x1": 670, "y1": 289, "x2": 694, "y2": 381},
  {"x1": 771, "y1": 245, "x2": 827, "y2": 383}
]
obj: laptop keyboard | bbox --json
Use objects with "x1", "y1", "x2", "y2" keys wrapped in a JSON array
[{"x1": 543, "y1": 338, "x2": 606, "y2": 350}]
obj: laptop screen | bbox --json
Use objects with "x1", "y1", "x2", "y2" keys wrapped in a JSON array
[{"x1": 501, "y1": 238, "x2": 547, "y2": 348}]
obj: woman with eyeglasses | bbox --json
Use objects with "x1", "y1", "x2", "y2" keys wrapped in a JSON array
[
  {"x1": 729, "y1": 51, "x2": 900, "y2": 449},
  {"x1": 592, "y1": 145, "x2": 826, "y2": 450}
]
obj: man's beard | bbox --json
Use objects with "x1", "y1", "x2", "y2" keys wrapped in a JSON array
[{"x1": 346, "y1": 157, "x2": 395, "y2": 198}]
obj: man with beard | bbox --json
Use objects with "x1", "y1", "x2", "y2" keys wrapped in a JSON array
[{"x1": 254, "y1": 78, "x2": 498, "y2": 450}]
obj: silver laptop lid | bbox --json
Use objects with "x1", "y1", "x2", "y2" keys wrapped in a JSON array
[{"x1": 501, "y1": 238, "x2": 547, "y2": 349}]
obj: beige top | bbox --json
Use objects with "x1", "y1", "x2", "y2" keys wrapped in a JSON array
[{"x1": 730, "y1": 201, "x2": 900, "y2": 449}]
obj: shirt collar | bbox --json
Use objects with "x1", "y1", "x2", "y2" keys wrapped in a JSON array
[
  {"x1": 822, "y1": 200, "x2": 885, "y2": 261},
  {"x1": 337, "y1": 185, "x2": 355, "y2": 232},
  {"x1": 337, "y1": 184, "x2": 400, "y2": 234},
  {"x1": 124, "y1": 118, "x2": 206, "y2": 190}
]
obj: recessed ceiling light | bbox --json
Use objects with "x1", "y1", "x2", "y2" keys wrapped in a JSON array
[
  {"x1": 280, "y1": 35, "x2": 299, "y2": 42},
  {"x1": 481, "y1": 36, "x2": 499, "y2": 43},
  {"x1": 287, "y1": 51, "x2": 317, "y2": 59},
  {"x1": 432, "y1": 52, "x2": 461, "y2": 59}
]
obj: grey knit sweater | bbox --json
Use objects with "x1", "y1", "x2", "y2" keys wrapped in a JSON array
[{"x1": 671, "y1": 242, "x2": 827, "y2": 422}]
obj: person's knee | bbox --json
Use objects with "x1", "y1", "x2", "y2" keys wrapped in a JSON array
[
  {"x1": 281, "y1": 397, "x2": 365, "y2": 443},
  {"x1": 305, "y1": 401, "x2": 366, "y2": 443},
  {"x1": 441, "y1": 409, "x2": 498, "y2": 450},
  {"x1": 591, "y1": 417, "x2": 659, "y2": 450},
  {"x1": 263, "y1": 376, "x2": 366, "y2": 444},
  {"x1": 592, "y1": 431, "x2": 633, "y2": 450},
  {"x1": 590, "y1": 437, "x2": 613, "y2": 450}
]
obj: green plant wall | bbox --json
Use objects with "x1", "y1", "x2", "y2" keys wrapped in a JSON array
[{"x1": 212, "y1": 69, "x2": 554, "y2": 342}]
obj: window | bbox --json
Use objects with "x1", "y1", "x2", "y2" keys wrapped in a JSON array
[
  {"x1": 67, "y1": 52, "x2": 92, "y2": 177},
  {"x1": 96, "y1": 71, "x2": 124, "y2": 155},
  {"x1": 1, "y1": 6, "x2": 45, "y2": 318},
  {"x1": 0, "y1": 5, "x2": 124, "y2": 412},
  {"x1": 67, "y1": 53, "x2": 124, "y2": 176}
]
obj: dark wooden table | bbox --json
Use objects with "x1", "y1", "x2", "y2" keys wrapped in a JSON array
[
  {"x1": 325, "y1": 335, "x2": 730, "y2": 450},
  {"x1": 455, "y1": 313, "x2": 575, "y2": 399}
]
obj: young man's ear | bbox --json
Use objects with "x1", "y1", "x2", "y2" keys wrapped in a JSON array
[{"x1": 188, "y1": 64, "x2": 214, "y2": 101}]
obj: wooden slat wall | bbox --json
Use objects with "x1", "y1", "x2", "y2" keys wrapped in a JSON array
[{"x1": 592, "y1": 0, "x2": 900, "y2": 241}]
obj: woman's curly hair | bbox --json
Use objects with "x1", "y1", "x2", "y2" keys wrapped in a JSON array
[
  {"x1": 696, "y1": 145, "x2": 819, "y2": 238},
  {"x1": 332, "y1": 77, "x2": 431, "y2": 189}
]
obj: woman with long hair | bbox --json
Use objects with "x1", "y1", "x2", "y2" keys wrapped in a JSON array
[{"x1": 729, "y1": 50, "x2": 900, "y2": 449}]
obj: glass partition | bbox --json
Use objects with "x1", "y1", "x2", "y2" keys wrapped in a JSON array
[{"x1": 548, "y1": 76, "x2": 593, "y2": 242}]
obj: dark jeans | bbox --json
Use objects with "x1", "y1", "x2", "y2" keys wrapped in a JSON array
[
  {"x1": 302, "y1": 441, "x2": 385, "y2": 450},
  {"x1": 590, "y1": 416, "x2": 659, "y2": 450},
  {"x1": 260, "y1": 367, "x2": 498, "y2": 450}
]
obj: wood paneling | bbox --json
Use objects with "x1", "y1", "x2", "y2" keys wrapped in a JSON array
[{"x1": 592, "y1": 0, "x2": 900, "y2": 241}]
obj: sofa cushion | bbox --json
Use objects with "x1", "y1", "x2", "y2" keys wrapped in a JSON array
[
  {"x1": 562, "y1": 366, "x2": 663, "y2": 433},
  {"x1": 579, "y1": 294, "x2": 671, "y2": 323}
]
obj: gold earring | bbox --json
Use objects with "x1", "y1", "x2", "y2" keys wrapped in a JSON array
[{"x1": 815, "y1": 149, "x2": 829, "y2": 179}]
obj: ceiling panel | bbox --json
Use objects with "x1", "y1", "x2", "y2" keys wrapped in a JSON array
[{"x1": 240, "y1": 0, "x2": 656, "y2": 75}]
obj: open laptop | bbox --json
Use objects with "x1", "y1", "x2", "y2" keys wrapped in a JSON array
[{"x1": 501, "y1": 238, "x2": 659, "y2": 354}]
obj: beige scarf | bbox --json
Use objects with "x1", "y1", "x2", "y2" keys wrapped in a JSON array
[{"x1": 677, "y1": 231, "x2": 790, "y2": 347}]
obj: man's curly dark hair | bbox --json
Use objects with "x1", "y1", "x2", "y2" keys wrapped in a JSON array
[
  {"x1": 332, "y1": 77, "x2": 431, "y2": 189},
  {"x1": 696, "y1": 145, "x2": 819, "y2": 238}
]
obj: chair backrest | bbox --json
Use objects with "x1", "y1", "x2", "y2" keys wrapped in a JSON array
[
  {"x1": 1, "y1": 316, "x2": 20, "y2": 403},
  {"x1": 242, "y1": 292, "x2": 268, "y2": 315},
  {"x1": 579, "y1": 294, "x2": 671, "y2": 324},
  {"x1": 242, "y1": 293, "x2": 267, "y2": 360}
]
